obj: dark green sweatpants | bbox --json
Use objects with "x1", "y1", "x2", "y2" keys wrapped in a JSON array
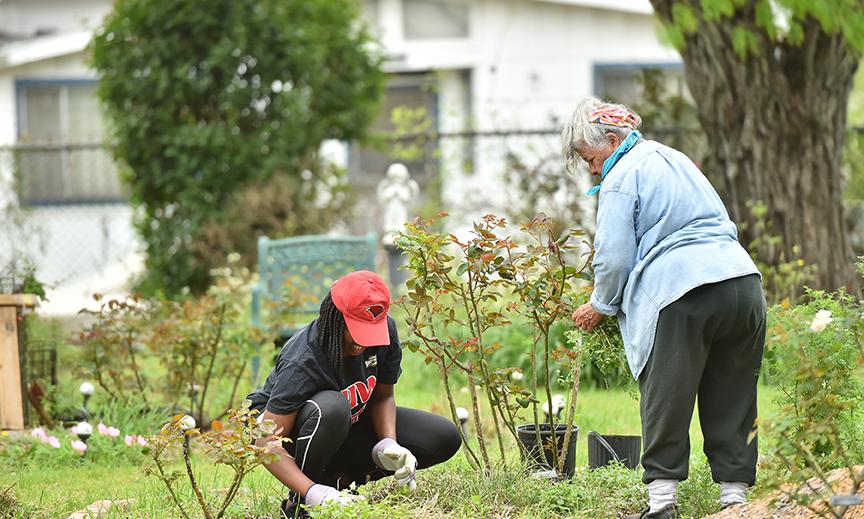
[{"x1": 639, "y1": 274, "x2": 766, "y2": 486}]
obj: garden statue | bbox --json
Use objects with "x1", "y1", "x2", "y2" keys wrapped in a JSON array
[{"x1": 377, "y1": 163, "x2": 419, "y2": 288}]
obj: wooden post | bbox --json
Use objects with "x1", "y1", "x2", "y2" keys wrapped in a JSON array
[{"x1": 0, "y1": 294, "x2": 37, "y2": 430}]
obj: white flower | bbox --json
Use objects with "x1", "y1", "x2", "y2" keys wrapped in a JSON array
[
  {"x1": 810, "y1": 310, "x2": 833, "y2": 332},
  {"x1": 179, "y1": 415, "x2": 196, "y2": 431},
  {"x1": 79, "y1": 382, "x2": 95, "y2": 396},
  {"x1": 74, "y1": 422, "x2": 93, "y2": 436},
  {"x1": 511, "y1": 370, "x2": 524, "y2": 382},
  {"x1": 455, "y1": 407, "x2": 469, "y2": 422},
  {"x1": 543, "y1": 394, "x2": 566, "y2": 417},
  {"x1": 71, "y1": 440, "x2": 88, "y2": 454},
  {"x1": 227, "y1": 252, "x2": 242, "y2": 264}
]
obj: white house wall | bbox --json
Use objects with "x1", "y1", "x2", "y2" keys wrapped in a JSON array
[
  {"x1": 0, "y1": 0, "x2": 109, "y2": 38},
  {"x1": 374, "y1": 0, "x2": 679, "y2": 229},
  {"x1": 0, "y1": 51, "x2": 139, "y2": 314}
]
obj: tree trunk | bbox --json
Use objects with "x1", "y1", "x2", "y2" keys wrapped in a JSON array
[{"x1": 650, "y1": 1, "x2": 861, "y2": 292}]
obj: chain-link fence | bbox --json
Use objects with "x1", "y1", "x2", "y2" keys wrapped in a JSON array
[
  {"x1": 1, "y1": 126, "x2": 862, "y2": 311},
  {"x1": 0, "y1": 144, "x2": 141, "y2": 314},
  {"x1": 350, "y1": 125, "x2": 710, "y2": 238}
]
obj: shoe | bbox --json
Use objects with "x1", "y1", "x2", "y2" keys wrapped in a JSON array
[
  {"x1": 623, "y1": 504, "x2": 680, "y2": 519},
  {"x1": 280, "y1": 499, "x2": 309, "y2": 519}
]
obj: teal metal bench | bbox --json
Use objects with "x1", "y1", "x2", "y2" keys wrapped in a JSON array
[{"x1": 250, "y1": 233, "x2": 378, "y2": 384}]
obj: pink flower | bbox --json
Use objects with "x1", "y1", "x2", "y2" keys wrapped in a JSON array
[
  {"x1": 71, "y1": 440, "x2": 88, "y2": 454},
  {"x1": 124, "y1": 435, "x2": 135, "y2": 446},
  {"x1": 137, "y1": 436, "x2": 148, "y2": 447},
  {"x1": 31, "y1": 428, "x2": 48, "y2": 441},
  {"x1": 107, "y1": 426, "x2": 120, "y2": 438},
  {"x1": 47, "y1": 436, "x2": 61, "y2": 449},
  {"x1": 97, "y1": 423, "x2": 109, "y2": 435}
]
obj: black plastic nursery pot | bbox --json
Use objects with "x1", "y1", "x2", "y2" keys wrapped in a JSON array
[
  {"x1": 516, "y1": 423, "x2": 579, "y2": 477},
  {"x1": 587, "y1": 432, "x2": 641, "y2": 470}
]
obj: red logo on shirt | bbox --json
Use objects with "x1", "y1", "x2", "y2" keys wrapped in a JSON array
[{"x1": 341, "y1": 375, "x2": 377, "y2": 422}]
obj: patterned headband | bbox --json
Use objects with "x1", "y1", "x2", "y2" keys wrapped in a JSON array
[{"x1": 589, "y1": 106, "x2": 640, "y2": 129}]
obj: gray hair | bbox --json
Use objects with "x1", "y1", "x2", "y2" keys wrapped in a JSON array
[{"x1": 561, "y1": 97, "x2": 642, "y2": 173}]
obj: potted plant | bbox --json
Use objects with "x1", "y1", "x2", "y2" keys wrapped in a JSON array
[
  {"x1": 507, "y1": 215, "x2": 587, "y2": 478},
  {"x1": 396, "y1": 213, "x2": 593, "y2": 478}
]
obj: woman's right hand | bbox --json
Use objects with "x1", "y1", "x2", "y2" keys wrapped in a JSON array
[
  {"x1": 304, "y1": 483, "x2": 366, "y2": 507},
  {"x1": 572, "y1": 302, "x2": 605, "y2": 331}
]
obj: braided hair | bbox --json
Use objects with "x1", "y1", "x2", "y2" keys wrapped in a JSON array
[{"x1": 317, "y1": 292, "x2": 346, "y2": 386}]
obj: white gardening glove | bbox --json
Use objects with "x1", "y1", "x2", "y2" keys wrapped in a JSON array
[
  {"x1": 304, "y1": 483, "x2": 365, "y2": 507},
  {"x1": 372, "y1": 438, "x2": 417, "y2": 490}
]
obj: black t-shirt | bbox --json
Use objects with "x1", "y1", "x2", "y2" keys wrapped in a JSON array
[{"x1": 247, "y1": 316, "x2": 402, "y2": 423}]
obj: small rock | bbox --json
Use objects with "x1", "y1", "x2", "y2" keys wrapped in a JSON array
[{"x1": 67, "y1": 499, "x2": 134, "y2": 519}]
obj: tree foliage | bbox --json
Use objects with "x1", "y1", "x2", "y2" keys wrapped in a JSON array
[
  {"x1": 650, "y1": 0, "x2": 864, "y2": 292},
  {"x1": 91, "y1": 0, "x2": 385, "y2": 293},
  {"x1": 658, "y1": 0, "x2": 864, "y2": 55}
]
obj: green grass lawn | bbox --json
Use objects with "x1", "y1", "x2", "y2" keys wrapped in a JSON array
[
  {"x1": 1, "y1": 376, "x2": 775, "y2": 518},
  {"x1": 4, "y1": 318, "x2": 781, "y2": 518}
]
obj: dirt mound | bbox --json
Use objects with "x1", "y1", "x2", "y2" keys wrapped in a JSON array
[{"x1": 705, "y1": 468, "x2": 864, "y2": 519}]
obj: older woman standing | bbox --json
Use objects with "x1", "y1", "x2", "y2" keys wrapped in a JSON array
[{"x1": 564, "y1": 97, "x2": 766, "y2": 519}]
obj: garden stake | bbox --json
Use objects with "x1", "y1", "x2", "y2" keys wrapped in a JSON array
[
  {"x1": 183, "y1": 433, "x2": 214, "y2": 519},
  {"x1": 467, "y1": 369, "x2": 492, "y2": 473},
  {"x1": 79, "y1": 382, "x2": 94, "y2": 421},
  {"x1": 439, "y1": 358, "x2": 481, "y2": 469}
]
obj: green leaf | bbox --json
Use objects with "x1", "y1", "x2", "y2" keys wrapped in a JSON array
[
  {"x1": 754, "y1": 0, "x2": 777, "y2": 40},
  {"x1": 672, "y1": 3, "x2": 700, "y2": 34},
  {"x1": 700, "y1": 0, "x2": 736, "y2": 21},
  {"x1": 732, "y1": 26, "x2": 760, "y2": 58}
]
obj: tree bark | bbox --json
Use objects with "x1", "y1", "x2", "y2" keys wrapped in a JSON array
[{"x1": 650, "y1": 1, "x2": 861, "y2": 292}]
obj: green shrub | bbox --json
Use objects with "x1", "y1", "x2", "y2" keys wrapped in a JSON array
[
  {"x1": 90, "y1": 0, "x2": 385, "y2": 294},
  {"x1": 761, "y1": 280, "x2": 864, "y2": 514},
  {"x1": 76, "y1": 264, "x2": 263, "y2": 427}
]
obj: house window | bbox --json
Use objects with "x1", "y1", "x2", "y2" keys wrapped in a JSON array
[
  {"x1": 593, "y1": 63, "x2": 687, "y2": 106},
  {"x1": 15, "y1": 80, "x2": 122, "y2": 204},
  {"x1": 347, "y1": 73, "x2": 438, "y2": 234},
  {"x1": 403, "y1": 0, "x2": 469, "y2": 40}
]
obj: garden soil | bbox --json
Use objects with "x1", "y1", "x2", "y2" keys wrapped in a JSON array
[{"x1": 705, "y1": 468, "x2": 864, "y2": 519}]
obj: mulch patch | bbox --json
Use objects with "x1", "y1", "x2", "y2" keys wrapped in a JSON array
[{"x1": 705, "y1": 468, "x2": 864, "y2": 519}]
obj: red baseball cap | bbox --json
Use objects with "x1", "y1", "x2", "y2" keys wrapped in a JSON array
[{"x1": 331, "y1": 270, "x2": 391, "y2": 347}]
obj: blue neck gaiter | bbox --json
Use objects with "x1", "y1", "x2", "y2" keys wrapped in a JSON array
[{"x1": 586, "y1": 130, "x2": 642, "y2": 196}]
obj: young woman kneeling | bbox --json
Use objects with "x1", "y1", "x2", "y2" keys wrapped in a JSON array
[{"x1": 246, "y1": 270, "x2": 461, "y2": 516}]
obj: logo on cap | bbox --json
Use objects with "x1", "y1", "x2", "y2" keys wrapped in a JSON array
[{"x1": 366, "y1": 304, "x2": 385, "y2": 319}]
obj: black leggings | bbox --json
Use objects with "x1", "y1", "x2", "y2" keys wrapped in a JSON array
[{"x1": 284, "y1": 391, "x2": 461, "y2": 490}]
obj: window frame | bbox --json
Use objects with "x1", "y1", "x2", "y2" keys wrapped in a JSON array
[
  {"x1": 402, "y1": 0, "x2": 471, "y2": 41},
  {"x1": 592, "y1": 62, "x2": 685, "y2": 102},
  {"x1": 14, "y1": 78, "x2": 124, "y2": 206}
]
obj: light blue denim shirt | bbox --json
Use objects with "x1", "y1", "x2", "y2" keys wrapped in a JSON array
[{"x1": 589, "y1": 140, "x2": 759, "y2": 379}]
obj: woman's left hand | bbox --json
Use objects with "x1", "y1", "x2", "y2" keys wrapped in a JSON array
[{"x1": 572, "y1": 303, "x2": 605, "y2": 331}]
